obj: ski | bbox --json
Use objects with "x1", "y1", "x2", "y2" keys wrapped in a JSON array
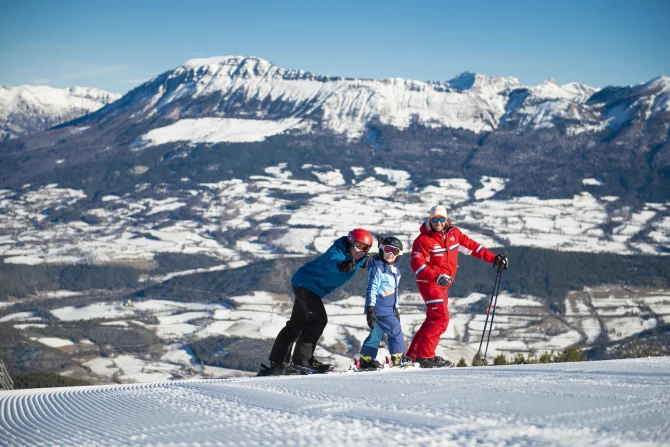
[{"x1": 258, "y1": 357, "x2": 454, "y2": 376}]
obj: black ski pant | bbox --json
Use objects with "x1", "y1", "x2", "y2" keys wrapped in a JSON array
[{"x1": 269, "y1": 285, "x2": 328, "y2": 367}]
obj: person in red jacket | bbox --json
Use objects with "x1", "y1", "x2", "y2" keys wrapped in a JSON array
[{"x1": 407, "y1": 205, "x2": 508, "y2": 368}]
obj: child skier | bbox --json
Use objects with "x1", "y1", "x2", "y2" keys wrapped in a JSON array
[{"x1": 357, "y1": 236, "x2": 413, "y2": 369}]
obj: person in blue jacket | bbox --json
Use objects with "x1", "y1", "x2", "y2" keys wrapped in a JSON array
[
  {"x1": 357, "y1": 236, "x2": 413, "y2": 369},
  {"x1": 259, "y1": 228, "x2": 374, "y2": 376}
]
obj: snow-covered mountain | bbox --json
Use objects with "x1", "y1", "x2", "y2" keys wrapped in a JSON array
[
  {"x1": 78, "y1": 56, "x2": 615, "y2": 143},
  {"x1": 1, "y1": 357, "x2": 668, "y2": 447},
  {"x1": 56, "y1": 55, "x2": 667, "y2": 150},
  {"x1": 0, "y1": 85, "x2": 121, "y2": 140},
  {"x1": 6, "y1": 57, "x2": 669, "y2": 146},
  {"x1": 588, "y1": 75, "x2": 670, "y2": 129}
]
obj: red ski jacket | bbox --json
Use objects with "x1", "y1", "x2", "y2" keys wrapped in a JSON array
[{"x1": 411, "y1": 220, "x2": 497, "y2": 286}]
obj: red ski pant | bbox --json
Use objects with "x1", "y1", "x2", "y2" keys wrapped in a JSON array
[{"x1": 407, "y1": 284, "x2": 449, "y2": 360}]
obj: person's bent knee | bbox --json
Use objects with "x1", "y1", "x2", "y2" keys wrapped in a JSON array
[{"x1": 312, "y1": 315, "x2": 327, "y2": 328}]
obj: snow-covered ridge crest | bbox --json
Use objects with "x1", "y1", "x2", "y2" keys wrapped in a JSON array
[
  {"x1": 438, "y1": 71, "x2": 523, "y2": 93},
  {"x1": 176, "y1": 55, "x2": 329, "y2": 82},
  {"x1": 39, "y1": 54, "x2": 668, "y2": 145},
  {"x1": 0, "y1": 85, "x2": 121, "y2": 140},
  {"x1": 129, "y1": 55, "x2": 606, "y2": 143},
  {"x1": 530, "y1": 78, "x2": 598, "y2": 103}
]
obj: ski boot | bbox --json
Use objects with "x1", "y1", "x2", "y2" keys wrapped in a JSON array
[
  {"x1": 415, "y1": 356, "x2": 453, "y2": 368},
  {"x1": 355, "y1": 355, "x2": 382, "y2": 370},
  {"x1": 307, "y1": 357, "x2": 334, "y2": 374},
  {"x1": 257, "y1": 362, "x2": 305, "y2": 376},
  {"x1": 389, "y1": 353, "x2": 415, "y2": 367}
]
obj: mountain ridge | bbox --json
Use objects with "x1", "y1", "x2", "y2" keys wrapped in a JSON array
[{"x1": 0, "y1": 85, "x2": 121, "y2": 140}]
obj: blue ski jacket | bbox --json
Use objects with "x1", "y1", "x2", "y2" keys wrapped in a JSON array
[
  {"x1": 291, "y1": 237, "x2": 367, "y2": 298},
  {"x1": 365, "y1": 256, "x2": 401, "y2": 317}
]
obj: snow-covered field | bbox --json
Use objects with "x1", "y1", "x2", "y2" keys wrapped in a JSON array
[
  {"x1": 1, "y1": 164, "x2": 667, "y2": 266},
  {"x1": 1, "y1": 357, "x2": 668, "y2": 447}
]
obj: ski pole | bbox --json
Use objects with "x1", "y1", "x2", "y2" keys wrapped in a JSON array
[
  {"x1": 483, "y1": 265, "x2": 504, "y2": 358},
  {"x1": 476, "y1": 265, "x2": 502, "y2": 362}
]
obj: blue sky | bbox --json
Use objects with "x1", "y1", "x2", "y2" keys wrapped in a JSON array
[{"x1": 1, "y1": 0, "x2": 668, "y2": 93}]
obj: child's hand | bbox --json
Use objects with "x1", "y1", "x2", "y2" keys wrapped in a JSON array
[{"x1": 365, "y1": 306, "x2": 377, "y2": 330}]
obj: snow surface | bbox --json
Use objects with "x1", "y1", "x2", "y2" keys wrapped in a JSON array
[
  {"x1": 31, "y1": 336, "x2": 75, "y2": 348},
  {"x1": 582, "y1": 178, "x2": 604, "y2": 186},
  {"x1": 0, "y1": 357, "x2": 667, "y2": 446},
  {"x1": 474, "y1": 176, "x2": 507, "y2": 200},
  {"x1": 50, "y1": 302, "x2": 135, "y2": 321},
  {"x1": 141, "y1": 117, "x2": 302, "y2": 146},
  {"x1": 0, "y1": 311, "x2": 38, "y2": 322},
  {"x1": 83, "y1": 354, "x2": 183, "y2": 383}
]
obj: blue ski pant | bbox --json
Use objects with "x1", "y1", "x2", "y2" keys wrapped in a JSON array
[{"x1": 360, "y1": 313, "x2": 405, "y2": 357}]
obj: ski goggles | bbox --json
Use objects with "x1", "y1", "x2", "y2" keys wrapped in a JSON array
[
  {"x1": 381, "y1": 244, "x2": 402, "y2": 257},
  {"x1": 431, "y1": 217, "x2": 447, "y2": 223},
  {"x1": 352, "y1": 241, "x2": 371, "y2": 253}
]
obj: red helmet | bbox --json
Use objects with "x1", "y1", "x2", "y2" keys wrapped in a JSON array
[{"x1": 348, "y1": 228, "x2": 374, "y2": 246}]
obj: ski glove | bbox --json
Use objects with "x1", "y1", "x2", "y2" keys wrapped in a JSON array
[
  {"x1": 337, "y1": 259, "x2": 355, "y2": 273},
  {"x1": 366, "y1": 306, "x2": 378, "y2": 330},
  {"x1": 436, "y1": 274, "x2": 452, "y2": 287},
  {"x1": 394, "y1": 307, "x2": 400, "y2": 321},
  {"x1": 494, "y1": 253, "x2": 509, "y2": 269}
]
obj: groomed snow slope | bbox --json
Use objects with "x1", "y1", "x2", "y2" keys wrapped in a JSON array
[{"x1": 1, "y1": 357, "x2": 668, "y2": 446}]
